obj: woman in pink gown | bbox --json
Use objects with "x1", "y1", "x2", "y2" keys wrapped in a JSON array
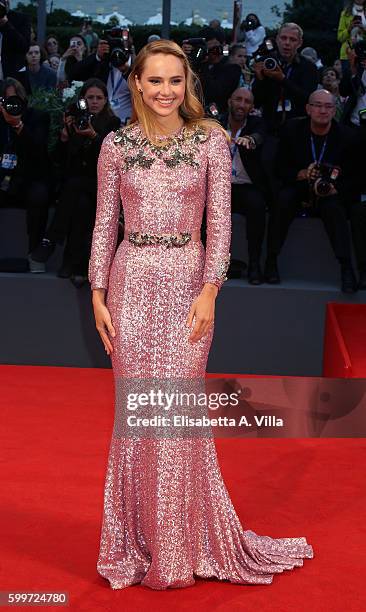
[{"x1": 88, "y1": 40, "x2": 314, "y2": 590}]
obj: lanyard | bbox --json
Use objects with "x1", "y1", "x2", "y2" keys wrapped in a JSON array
[
  {"x1": 311, "y1": 134, "x2": 328, "y2": 164},
  {"x1": 229, "y1": 126, "x2": 244, "y2": 159},
  {"x1": 110, "y1": 69, "x2": 124, "y2": 99},
  {"x1": 285, "y1": 65, "x2": 293, "y2": 79}
]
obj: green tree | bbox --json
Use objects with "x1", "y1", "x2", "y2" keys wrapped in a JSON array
[{"x1": 283, "y1": 0, "x2": 343, "y2": 30}]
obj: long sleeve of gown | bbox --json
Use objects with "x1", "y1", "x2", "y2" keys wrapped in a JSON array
[
  {"x1": 202, "y1": 127, "x2": 232, "y2": 291},
  {"x1": 88, "y1": 132, "x2": 121, "y2": 290}
]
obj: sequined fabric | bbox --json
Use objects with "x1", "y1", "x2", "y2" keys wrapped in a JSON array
[{"x1": 89, "y1": 122, "x2": 314, "y2": 590}]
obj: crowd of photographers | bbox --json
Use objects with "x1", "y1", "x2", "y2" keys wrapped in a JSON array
[{"x1": 1, "y1": 0, "x2": 366, "y2": 292}]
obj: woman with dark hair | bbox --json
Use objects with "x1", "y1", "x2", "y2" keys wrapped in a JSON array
[
  {"x1": 45, "y1": 34, "x2": 60, "y2": 58},
  {"x1": 239, "y1": 13, "x2": 266, "y2": 57},
  {"x1": 228, "y1": 43, "x2": 253, "y2": 89},
  {"x1": 30, "y1": 78, "x2": 120, "y2": 286},
  {"x1": 337, "y1": 0, "x2": 366, "y2": 67},
  {"x1": 88, "y1": 39, "x2": 313, "y2": 590},
  {"x1": 57, "y1": 34, "x2": 88, "y2": 85}
]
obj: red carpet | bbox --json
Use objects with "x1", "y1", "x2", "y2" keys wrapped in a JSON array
[
  {"x1": 0, "y1": 365, "x2": 365, "y2": 612},
  {"x1": 323, "y1": 303, "x2": 366, "y2": 377}
]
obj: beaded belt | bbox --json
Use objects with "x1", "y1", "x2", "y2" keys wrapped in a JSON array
[{"x1": 126, "y1": 230, "x2": 200, "y2": 248}]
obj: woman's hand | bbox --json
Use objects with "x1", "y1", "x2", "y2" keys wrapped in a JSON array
[
  {"x1": 74, "y1": 118, "x2": 97, "y2": 139},
  {"x1": 186, "y1": 283, "x2": 218, "y2": 343},
  {"x1": 92, "y1": 290, "x2": 116, "y2": 355}
]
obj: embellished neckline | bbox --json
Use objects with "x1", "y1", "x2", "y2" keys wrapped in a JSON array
[
  {"x1": 138, "y1": 123, "x2": 187, "y2": 149},
  {"x1": 150, "y1": 124, "x2": 186, "y2": 140},
  {"x1": 113, "y1": 121, "x2": 210, "y2": 170}
]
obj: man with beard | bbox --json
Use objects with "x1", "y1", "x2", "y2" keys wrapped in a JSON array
[{"x1": 220, "y1": 87, "x2": 268, "y2": 284}]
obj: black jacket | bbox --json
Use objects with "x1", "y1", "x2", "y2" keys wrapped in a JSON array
[
  {"x1": 339, "y1": 69, "x2": 365, "y2": 125},
  {"x1": 0, "y1": 10, "x2": 31, "y2": 78},
  {"x1": 252, "y1": 55, "x2": 319, "y2": 134},
  {"x1": 220, "y1": 112, "x2": 269, "y2": 193},
  {"x1": 199, "y1": 59, "x2": 241, "y2": 113},
  {"x1": 54, "y1": 112, "x2": 121, "y2": 180},
  {"x1": 0, "y1": 107, "x2": 50, "y2": 194},
  {"x1": 275, "y1": 116, "x2": 364, "y2": 198}
]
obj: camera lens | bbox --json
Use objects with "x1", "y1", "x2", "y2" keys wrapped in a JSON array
[
  {"x1": 264, "y1": 57, "x2": 277, "y2": 71},
  {"x1": 4, "y1": 96, "x2": 24, "y2": 116},
  {"x1": 315, "y1": 179, "x2": 331, "y2": 197}
]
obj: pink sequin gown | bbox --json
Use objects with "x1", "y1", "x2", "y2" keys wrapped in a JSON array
[{"x1": 88, "y1": 122, "x2": 314, "y2": 590}]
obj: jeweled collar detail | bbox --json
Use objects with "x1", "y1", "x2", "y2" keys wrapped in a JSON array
[{"x1": 114, "y1": 122, "x2": 209, "y2": 170}]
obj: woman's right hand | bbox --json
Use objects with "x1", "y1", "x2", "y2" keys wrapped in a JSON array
[
  {"x1": 62, "y1": 46, "x2": 78, "y2": 59},
  {"x1": 92, "y1": 291, "x2": 116, "y2": 355}
]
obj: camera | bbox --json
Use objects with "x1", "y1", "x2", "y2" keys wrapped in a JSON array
[
  {"x1": 353, "y1": 39, "x2": 366, "y2": 62},
  {"x1": 244, "y1": 16, "x2": 258, "y2": 32},
  {"x1": 252, "y1": 39, "x2": 281, "y2": 71},
  {"x1": 0, "y1": 95, "x2": 26, "y2": 116},
  {"x1": 103, "y1": 27, "x2": 131, "y2": 68},
  {"x1": 65, "y1": 98, "x2": 93, "y2": 131},
  {"x1": 0, "y1": 0, "x2": 9, "y2": 20},
  {"x1": 205, "y1": 102, "x2": 220, "y2": 119},
  {"x1": 183, "y1": 38, "x2": 208, "y2": 69},
  {"x1": 311, "y1": 163, "x2": 341, "y2": 197}
]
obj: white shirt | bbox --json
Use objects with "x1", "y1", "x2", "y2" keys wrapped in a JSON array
[
  {"x1": 244, "y1": 26, "x2": 266, "y2": 55},
  {"x1": 106, "y1": 66, "x2": 132, "y2": 123},
  {"x1": 227, "y1": 125, "x2": 252, "y2": 185}
]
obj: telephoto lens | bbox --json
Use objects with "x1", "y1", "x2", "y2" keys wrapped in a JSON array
[{"x1": 0, "y1": 96, "x2": 26, "y2": 116}]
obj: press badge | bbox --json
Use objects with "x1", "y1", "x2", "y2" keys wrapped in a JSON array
[{"x1": 1, "y1": 153, "x2": 18, "y2": 170}]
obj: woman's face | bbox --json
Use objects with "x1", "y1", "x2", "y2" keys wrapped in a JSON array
[
  {"x1": 322, "y1": 70, "x2": 338, "y2": 89},
  {"x1": 231, "y1": 48, "x2": 247, "y2": 69},
  {"x1": 46, "y1": 38, "x2": 58, "y2": 54},
  {"x1": 135, "y1": 53, "x2": 186, "y2": 122},
  {"x1": 333, "y1": 59, "x2": 342, "y2": 78},
  {"x1": 84, "y1": 86, "x2": 107, "y2": 114}
]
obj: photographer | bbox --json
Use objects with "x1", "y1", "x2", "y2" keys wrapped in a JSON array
[
  {"x1": 67, "y1": 27, "x2": 135, "y2": 124},
  {"x1": 30, "y1": 79, "x2": 121, "y2": 287},
  {"x1": 239, "y1": 14, "x2": 266, "y2": 58},
  {"x1": 0, "y1": 78, "x2": 50, "y2": 271},
  {"x1": 0, "y1": 0, "x2": 31, "y2": 80},
  {"x1": 221, "y1": 87, "x2": 268, "y2": 284},
  {"x1": 56, "y1": 34, "x2": 88, "y2": 85},
  {"x1": 339, "y1": 41, "x2": 366, "y2": 126},
  {"x1": 264, "y1": 89, "x2": 366, "y2": 293},
  {"x1": 186, "y1": 31, "x2": 241, "y2": 114},
  {"x1": 337, "y1": 1, "x2": 366, "y2": 72},
  {"x1": 252, "y1": 23, "x2": 319, "y2": 134}
]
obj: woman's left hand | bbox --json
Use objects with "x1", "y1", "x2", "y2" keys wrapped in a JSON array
[
  {"x1": 74, "y1": 118, "x2": 97, "y2": 139},
  {"x1": 186, "y1": 284, "x2": 218, "y2": 343}
]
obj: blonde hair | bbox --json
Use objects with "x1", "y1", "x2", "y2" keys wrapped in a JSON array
[
  {"x1": 278, "y1": 22, "x2": 304, "y2": 40},
  {"x1": 127, "y1": 39, "x2": 229, "y2": 146}
]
